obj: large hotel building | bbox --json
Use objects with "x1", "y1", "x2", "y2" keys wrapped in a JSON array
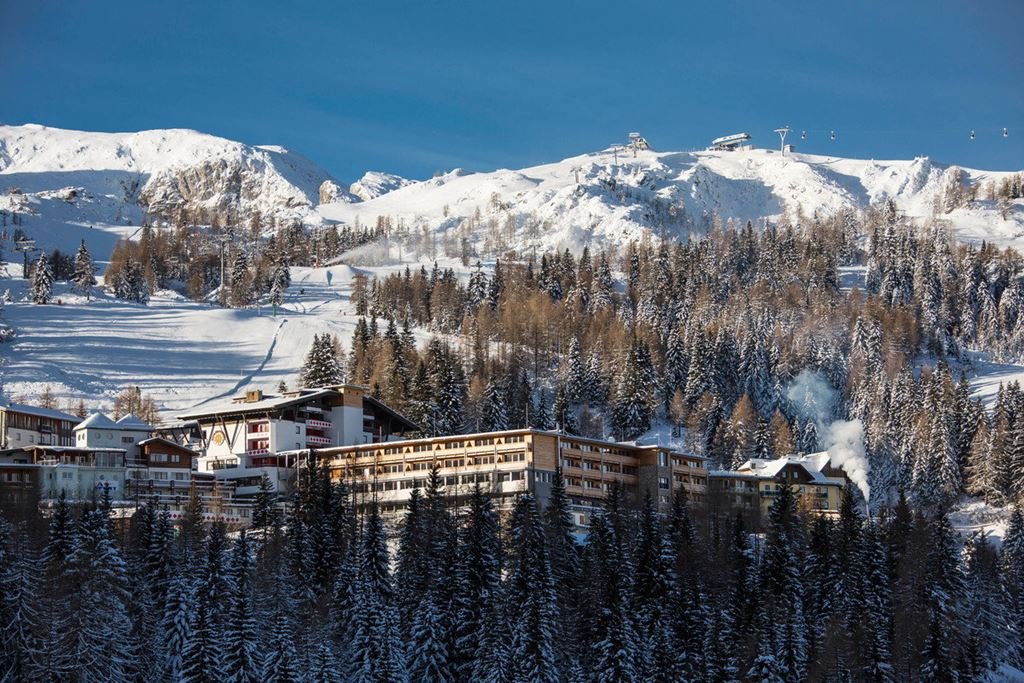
[{"x1": 307, "y1": 429, "x2": 709, "y2": 526}]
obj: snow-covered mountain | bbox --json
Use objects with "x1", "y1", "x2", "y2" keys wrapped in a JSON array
[
  {"x1": 0, "y1": 124, "x2": 337, "y2": 258},
  {"x1": 319, "y1": 146, "x2": 1024, "y2": 252},
  {"x1": 0, "y1": 124, "x2": 1021, "y2": 415},
  {"x1": 2, "y1": 124, "x2": 1021, "y2": 259},
  {"x1": 349, "y1": 171, "x2": 416, "y2": 202}
]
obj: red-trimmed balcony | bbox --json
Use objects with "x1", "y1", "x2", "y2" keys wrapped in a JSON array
[
  {"x1": 306, "y1": 435, "x2": 332, "y2": 446},
  {"x1": 306, "y1": 418, "x2": 332, "y2": 430}
]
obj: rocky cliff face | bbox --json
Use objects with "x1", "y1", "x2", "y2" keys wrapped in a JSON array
[{"x1": 0, "y1": 125, "x2": 337, "y2": 227}]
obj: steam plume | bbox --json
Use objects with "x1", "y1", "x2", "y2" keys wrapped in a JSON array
[{"x1": 785, "y1": 369, "x2": 870, "y2": 501}]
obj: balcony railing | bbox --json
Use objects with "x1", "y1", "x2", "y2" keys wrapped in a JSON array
[
  {"x1": 306, "y1": 418, "x2": 332, "y2": 430},
  {"x1": 306, "y1": 435, "x2": 332, "y2": 446}
]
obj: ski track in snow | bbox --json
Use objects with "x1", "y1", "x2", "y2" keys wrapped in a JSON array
[{"x1": 196, "y1": 318, "x2": 288, "y2": 406}]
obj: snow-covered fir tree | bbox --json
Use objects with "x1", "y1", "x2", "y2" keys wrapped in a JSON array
[{"x1": 31, "y1": 252, "x2": 53, "y2": 304}]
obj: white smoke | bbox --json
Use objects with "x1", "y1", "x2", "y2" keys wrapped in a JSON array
[
  {"x1": 823, "y1": 419, "x2": 870, "y2": 502},
  {"x1": 784, "y1": 369, "x2": 870, "y2": 501}
]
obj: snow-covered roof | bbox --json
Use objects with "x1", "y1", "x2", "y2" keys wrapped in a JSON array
[
  {"x1": 727, "y1": 452, "x2": 842, "y2": 484},
  {"x1": 116, "y1": 414, "x2": 154, "y2": 431},
  {"x1": 177, "y1": 388, "x2": 339, "y2": 420},
  {"x1": 74, "y1": 412, "x2": 118, "y2": 430},
  {"x1": 1, "y1": 402, "x2": 79, "y2": 423}
]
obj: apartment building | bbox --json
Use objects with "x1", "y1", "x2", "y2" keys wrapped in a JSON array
[
  {"x1": 176, "y1": 385, "x2": 418, "y2": 496},
  {"x1": 123, "y1": 436, "x2": 197, "y2": 499},
  {"x1": 0, "y1": 444, "x2": 128, "y2": 502},
  {"x1": 0, "y1": 403, "x2": 79, "y2": 448},
  {"x1": 312, "y1": 429, "x2": 708, "y2": 527}
]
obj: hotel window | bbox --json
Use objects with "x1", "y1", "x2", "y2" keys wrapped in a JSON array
[
  {"x1": 658, "y1": 477, "x2": 670, "y2": 489},
  {"x1": 658, "y1": 452, "x2": 668, "y2": 467}
]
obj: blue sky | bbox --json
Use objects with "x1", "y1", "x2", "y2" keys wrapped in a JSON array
[{"x1": 2, "y1": 0, "x2": 1021, "y2": 180}]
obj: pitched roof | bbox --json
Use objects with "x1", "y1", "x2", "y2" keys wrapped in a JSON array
[
  {"x1": 74, "y1": 412, "x2": 118, "y2": 430},
  {"x1": 137, "y1": 436, "x2": 197, "y2": 454},
  {"x1": 2, "y1": 402, "x2": 79, "y2": 423},
  {"x1": 731, "y1": 452, "x2": 839, "y2": 484},
  {"x1": 116, "y1": 414, "x2": 154, "y2": 431}
]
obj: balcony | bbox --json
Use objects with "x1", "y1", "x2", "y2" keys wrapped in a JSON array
[
  {"x1": 306, "y1": 435, "x2": 332, "y2": 446},
  {"x1": 245, "y1": 447, "x2": 270, "y2": 456},
  {"x1": 306, "y1": 418, "x2": 332, "y2": 430}
]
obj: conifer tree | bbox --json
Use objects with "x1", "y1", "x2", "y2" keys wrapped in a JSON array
[
  {"x1": 300, "y1": 333, "x2": 344, "y2": 388},
  {"x1": 481, "y1": 375, "x2": 509, "y2": 432},
  {"x1": 505, "y1": 494, "x2": 560, "y2": 683},
  {"x1": 453, "y1": 485, "x2": 501, "y2": 682},
  {"x1": 31, "y1": 252, "x2": 53, "y2": 304},
  {"x1": 759, "y1": 480, "x2": 808, "y2": 681},
  {"x1": 223, "y1": 532, "x2": 259, "y2": 683},
  {"x1": 72, "y1": 240, "x2": 96, "y2": 298},
  {"x1": 0, "y1": 526, "x2": 39, "y2": 681}
]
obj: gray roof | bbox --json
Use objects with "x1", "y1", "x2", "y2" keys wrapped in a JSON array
[
  {"x1": 75, "y1": 412, "x2": 118, "y2": 430},
  {"x1": 2, "y1": 402, "x2": 79, "y2": 423}
]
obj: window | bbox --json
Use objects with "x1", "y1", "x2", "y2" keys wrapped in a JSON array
[
  {"x1": 121, "y1": 436, "x2": 134, "y2": 444},
  {"x1": 658, "y1": 452, "x2": 668, "y2": 467},
  {"x1": 295, "y1": 425, "x2": 300, "y2": 434},
  {"x1": 658, "y1": 477, "x2": 670, "y2": 489}
]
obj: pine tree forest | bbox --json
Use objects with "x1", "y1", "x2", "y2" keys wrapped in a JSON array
[{"x1": 9, "y1": 202, "x2": 1024, "y2": 679}]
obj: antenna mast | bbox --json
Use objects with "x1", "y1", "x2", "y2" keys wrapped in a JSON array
[{"x1": 774, "y1": 126, "x2": 791, "y2": 155}]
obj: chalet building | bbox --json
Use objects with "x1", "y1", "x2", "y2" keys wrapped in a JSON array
[
  {"x1": 309, "y1": 429, "x2": 708, "y2": 527},
  {"x1": 0, "y1": 444, "x2": 128, "y2": 502},
  {"x1": 0, "y1": 403, "x2": 79, "y2": 448},
  {"x1": 123, "y1": 436, "x2": 197, "y2": 500},
  {"x1": 175, "y1": 386, "x2": 418, "y2": 497},
  {"x1": 74, "y1": 413, "x2": 156, "y2": 461},
  {"x1": 708, "y1": 452, "x2": 847, "y2": 528}
]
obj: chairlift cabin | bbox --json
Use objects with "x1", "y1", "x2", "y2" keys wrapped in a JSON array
[{"x1": 710, "y1": 132, "x2": 752, "y2": 151}]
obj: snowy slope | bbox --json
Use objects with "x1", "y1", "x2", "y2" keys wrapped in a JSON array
[
  {"x1": 0, "y1": 255, "x2": 441, "y2": 412},
  {"x1": 319, "y1": 147, "x2": 1024, "y2": 252}
]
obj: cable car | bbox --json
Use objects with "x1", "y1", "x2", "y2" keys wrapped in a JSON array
[
  {"x1": 830, "y1": 131, "x2": 836, "y2": 140},
  {"x1": 1005, "y1": 128, "x2": 1010, "y2": 138},
  {"x1": 800, "y1": 130, "x2": 807, "y2": 140},
  {"x1": 970, "y1": 130, "x2": 976, "y2": 140}
]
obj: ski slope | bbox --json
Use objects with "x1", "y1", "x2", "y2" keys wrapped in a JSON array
[{"x1": 0, "y1": 260, "x2": 443, "y2": 414}]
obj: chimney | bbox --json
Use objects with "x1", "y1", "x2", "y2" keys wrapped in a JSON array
[{"x1": 245, "y1": 390, "x2": 263, "y2": 403}]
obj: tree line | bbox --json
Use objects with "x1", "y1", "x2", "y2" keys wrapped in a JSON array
[{"x1": 2, "y1": 461, "x2": 1022, "y2": 681}]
